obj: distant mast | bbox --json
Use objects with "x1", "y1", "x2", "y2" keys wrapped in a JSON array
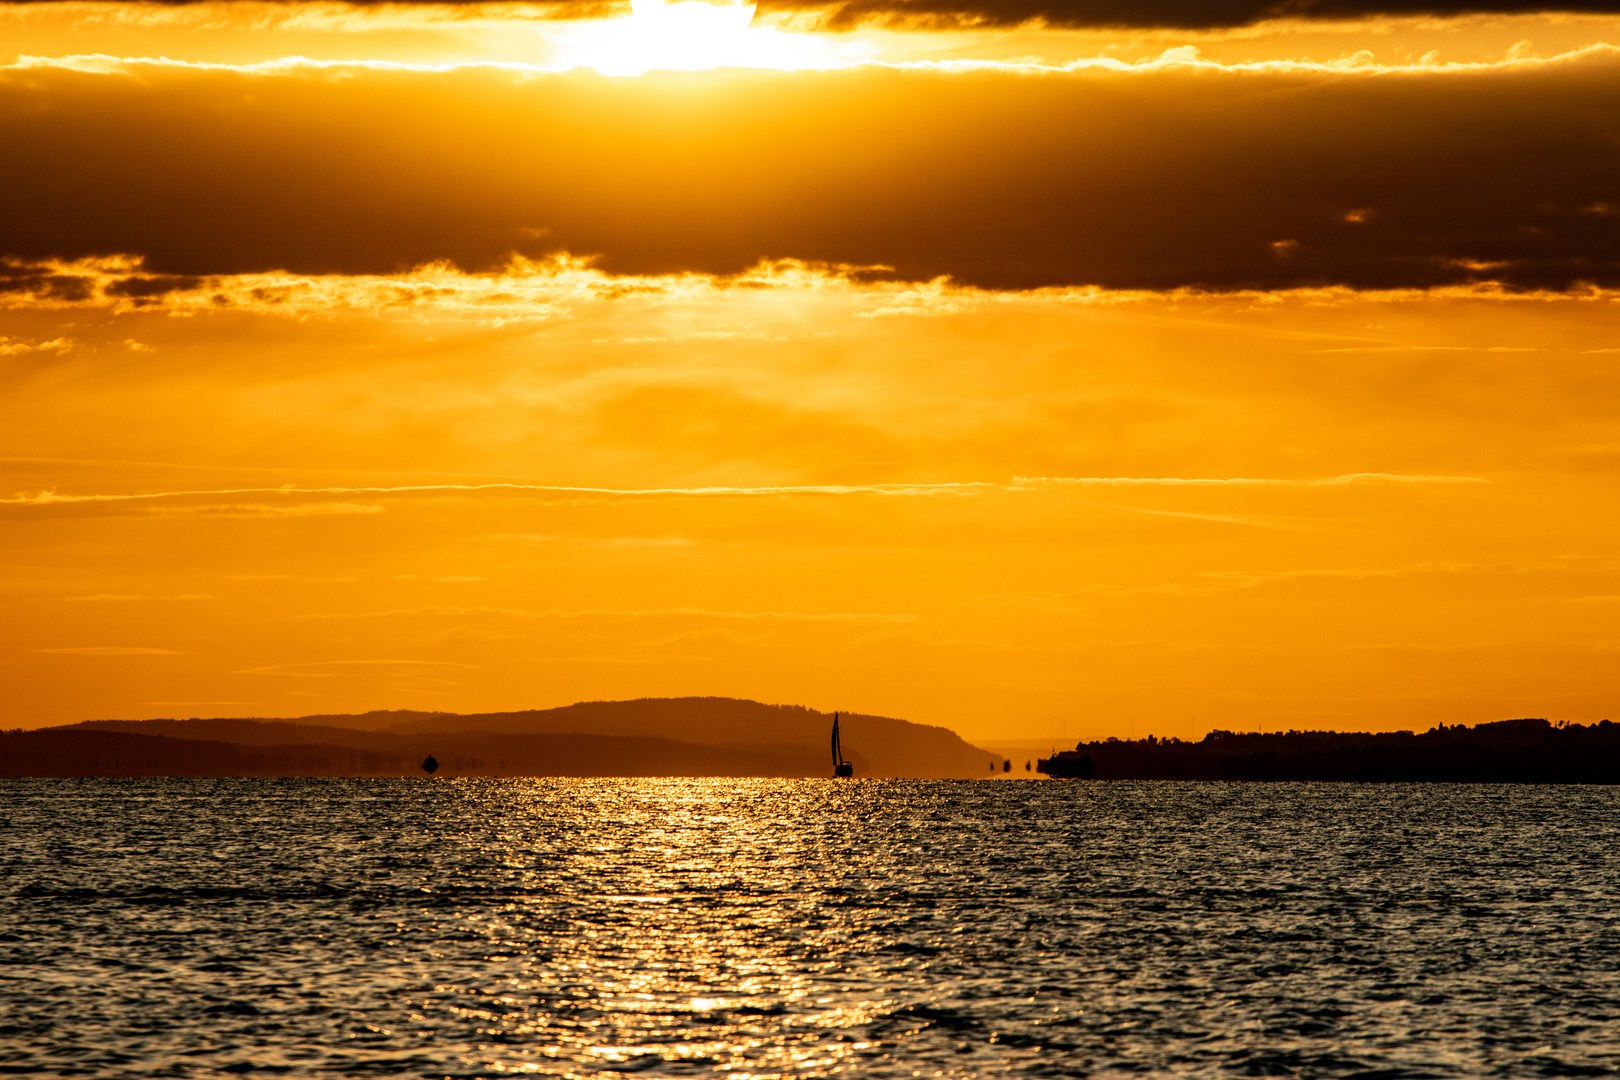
[{"x1": 831, "y1": 713, "x2": 854, "y2": 778}]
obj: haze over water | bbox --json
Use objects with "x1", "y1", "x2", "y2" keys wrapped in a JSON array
[{"x1": 4, "y1": 778, "x2": 1618, "y2": 1077}]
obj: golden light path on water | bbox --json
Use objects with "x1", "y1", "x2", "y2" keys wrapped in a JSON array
[{"x1": 6, "y1": 777, "x2": 1619, "y2": 1077}]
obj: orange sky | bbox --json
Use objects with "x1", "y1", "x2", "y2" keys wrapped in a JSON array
[{"x1": 3, "y1": 2, "x2": 1619, "y2": 742}]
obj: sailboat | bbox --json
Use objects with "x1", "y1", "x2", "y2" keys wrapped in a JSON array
[{"x1": 831, "y1": 712, "x2": 854, "y2": 777}]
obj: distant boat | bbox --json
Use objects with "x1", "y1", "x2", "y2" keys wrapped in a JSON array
[
  {"x1": 831, "y1": 713, "x2": 854, "y2": 778},
  {"x1": 422, "y1": 754, "x2": 439, "y2": 776}
]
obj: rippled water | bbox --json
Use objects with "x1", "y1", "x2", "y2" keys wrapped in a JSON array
[{"x1": 3, "y1": 779, "x2": 1618, "y2": 1078}]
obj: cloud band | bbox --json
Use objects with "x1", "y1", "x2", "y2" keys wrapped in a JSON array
[{"x1": 3, "y1": 55, "x2": 1619, "y2": 291}]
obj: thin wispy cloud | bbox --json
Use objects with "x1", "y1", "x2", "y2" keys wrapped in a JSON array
[
  {"x1": 296, "y1": 604, "x2": 921, "y2": 622},
  {"x1": 1113, "y1": 505, "x2": 1296, "y2": 530},
  {"x1": 425, "y1": 575, "x2": 488, "y2": 583},
  {"x1": 63, "y1": 593, "x2": 214, "y2": 602},
  {"x1": 1311, "y1": 344, "x2": 1544, "y2": 354},
  {"x1": 2, "y1": 481, "x2": 992, "y2": 507},
  {"x1": 1014, "y1": 473, "x2": 1487, "y2": 487},
  {"x1": 0, "y1": 335, "x2": 73, "y2": 355},
  {"x1": 495, "y1": 533, "x2": 697, "y2": 548},
  {"x1": 5, "y1": 472, "x2": 1483, "y2": 516},
  {"x1": 11, "y1": 44, "x2": 1613, "y2": 79},
  {"x1": 34, "y1": 646, "x2": 181, "y2": 655},
  {"x1": 233, "y1": 659, "x2": 477, "y2": 677},
  {"x1": 1081, "y1": 561, "x2": 1558, "y2": 598}
]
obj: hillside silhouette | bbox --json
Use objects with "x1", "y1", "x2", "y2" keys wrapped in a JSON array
[
  {"x1": 5, "y1": 697, "x2": 999, "y2": 778},
  {"x1": 1039, "y1": 717, "x2": 1620, "y2": 783},
  {"x1": 0, "y1": 729, "x2": 825, "y2": 779}
]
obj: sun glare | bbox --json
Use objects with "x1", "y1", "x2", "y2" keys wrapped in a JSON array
[{"x1": 543, "y1": 0, "x2": 871, "y2": 75}]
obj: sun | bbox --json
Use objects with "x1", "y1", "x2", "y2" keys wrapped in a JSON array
[{"x1": 542, "y1": 0, "x2": 871, "y2": 75}]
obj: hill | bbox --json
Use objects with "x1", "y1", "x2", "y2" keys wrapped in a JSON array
[
  {"x1": 14, "y1": 697, "x2": 1001, "y2": 778},
  {"x1": 0, "y1": 728, "x2": 822, "y2": 778}
]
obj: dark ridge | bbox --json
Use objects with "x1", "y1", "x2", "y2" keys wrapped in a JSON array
[
  {"x1": 1039, "y1": 718, "x2": 1620, "y2": 783},
  {"x1": 20, "y1": 696, "x2": 1000, "y2": 778},
  {"x1": 0, "y1": 728, "x2": 824, "y2": 778}
]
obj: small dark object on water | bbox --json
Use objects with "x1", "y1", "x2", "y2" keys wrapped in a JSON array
[{"x1": 422, "y1": 754, "x2": 438, "y2": 775}]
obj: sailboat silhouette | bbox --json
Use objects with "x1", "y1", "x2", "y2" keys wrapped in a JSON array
[{"x1": 831, "y1": 712, "x2": 854, "y2": 778}]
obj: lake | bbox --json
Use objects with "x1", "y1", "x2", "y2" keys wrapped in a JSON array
[{"x1": 3, "y1": 778, "x2": 1617, "y2": 1077}]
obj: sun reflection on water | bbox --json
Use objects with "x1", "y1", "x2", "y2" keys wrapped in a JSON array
[{"x1": 9, "y1": 778, "x2": 1620, "y2": 1077}]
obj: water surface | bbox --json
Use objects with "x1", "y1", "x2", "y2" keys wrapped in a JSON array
[{"x1": 3, "y1": 778, "x2": 1617, "y2": 1077}]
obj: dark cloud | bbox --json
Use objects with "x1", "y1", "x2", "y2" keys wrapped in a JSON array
[
  {"x1": 104, "y1": 274, "x2": 205, "y2": 300},
  {"x1": 3, "y1": 0, "x2": 1619, "y2": 27},
  {"x1": 0, "y1": 259, "x2": 96, "y2": 302},
  {"x1": 2, "y1": 56, "x2": 1619, "y2": 291},
  {"x1": 757, "y1": 0, "x2": 1620, "y2": 30}
]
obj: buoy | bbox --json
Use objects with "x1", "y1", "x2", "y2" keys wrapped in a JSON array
[{"x1": 422, "y1": 754, "x2": 439, "y2": 775}]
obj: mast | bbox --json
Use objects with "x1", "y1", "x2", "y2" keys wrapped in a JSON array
[{"x1": 831, "y1": 711, "x2": 853, "y2": 776}]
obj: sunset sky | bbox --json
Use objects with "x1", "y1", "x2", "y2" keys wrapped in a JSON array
[{"x1": 3, "y1": 0, "x2": 1620, "y2": 742}]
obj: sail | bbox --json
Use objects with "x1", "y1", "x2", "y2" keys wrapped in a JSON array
[{"x1": 832, "y1": 712, "x2": 853, "y2": 776}]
